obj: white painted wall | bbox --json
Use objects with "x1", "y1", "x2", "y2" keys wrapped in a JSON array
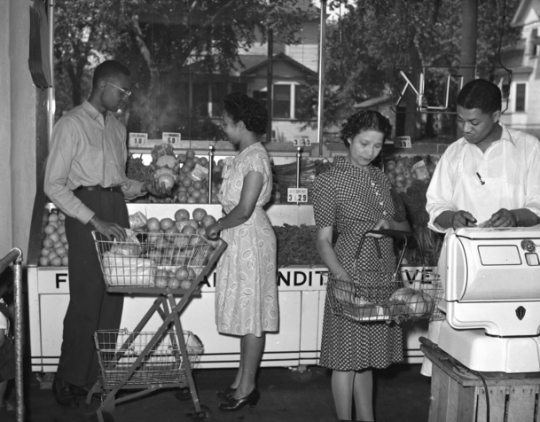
[{"x1": 0, "y1": 2, "x2": 37, "y2": 261}]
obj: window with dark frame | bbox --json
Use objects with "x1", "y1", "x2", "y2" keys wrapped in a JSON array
[
  {"x1": 515, "y1": 83, "x2": 526, "y2": 112},
  {"x1": 273, "y1": 85, "x2": 291, "y2": 118}
]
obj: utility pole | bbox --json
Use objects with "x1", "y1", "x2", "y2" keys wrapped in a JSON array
[
  {"x1": 317, "y1": 0, "x2": 327, "y2": 156},
  {"x1": 266, "y1": 29, "x2": 273, "y2": 143},
  {"x1": 460, "y1": 0, "x2": 478, "y2": 84}
]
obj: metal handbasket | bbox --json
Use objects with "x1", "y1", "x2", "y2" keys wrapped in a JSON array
[{"x1": 327, "y1": 229, "x2": 444, "y2": 323}]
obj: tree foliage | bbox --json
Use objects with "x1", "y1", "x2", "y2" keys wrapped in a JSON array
[
  {"x1": 53, "y1": 0, "x2": 312, "y2": 135},
  {"x1": 305, "y1": 0, "x2": 521, "y2": 137}
]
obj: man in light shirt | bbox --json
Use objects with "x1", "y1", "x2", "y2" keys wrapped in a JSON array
[
  {"x1": 44, "y1": 60, "x2": 168, "y2": 407},
  {"x1": 421, "y1": 78, "x2": 540, "y2": 376}
]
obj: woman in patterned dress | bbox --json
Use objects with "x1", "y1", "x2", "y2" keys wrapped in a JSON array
[
  {"x1": 313, "y1": 110, "x2": 409, "y2": 422},
  {"x1": 205, "y1": 92, "x2": 278, "y2": 411}
]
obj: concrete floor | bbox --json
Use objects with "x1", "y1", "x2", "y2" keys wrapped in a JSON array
[{"x1": 0, "y1": 362, "x2": 431, "y2": 422}]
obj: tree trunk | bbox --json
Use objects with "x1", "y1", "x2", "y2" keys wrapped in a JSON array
[
  {"x1": 404, "y1": 33, "x2": 422, "y2": 140},
  {"x1": 66, "y1": 61, "x2": 83, "y2": 107},
  {"x1": 131, "y1": 16, "x2": 160, "y2": 138}
]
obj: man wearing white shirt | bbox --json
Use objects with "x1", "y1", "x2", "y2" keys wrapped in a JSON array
[{"x1": 421, "y1": 78, "x2": 540, "y2": 376}]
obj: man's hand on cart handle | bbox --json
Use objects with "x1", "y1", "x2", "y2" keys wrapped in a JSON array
[{"x1": 89, "y1": 215, "x2": 126, "y2": 242}]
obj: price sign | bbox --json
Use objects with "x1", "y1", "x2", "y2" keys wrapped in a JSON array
[
  {"x1": 394, "y1": 136, "x2": 412, "y2": 148},
  {"x1": 162, "y1": 132, "x2": 181, "y2": 145},
  {"x1": 287, "y1": 188, "x2": 308, "y2": 203},
  {"x1": 293, "y1": 136, "x2": 311, "y2": 147},
  {"x1": 128, "y1": 133, "x2": 149, "y2": 147}
]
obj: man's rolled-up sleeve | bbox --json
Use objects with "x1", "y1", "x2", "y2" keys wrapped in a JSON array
[{"x1": 426, "y1": 153, "x2": 455, "y2": 233}]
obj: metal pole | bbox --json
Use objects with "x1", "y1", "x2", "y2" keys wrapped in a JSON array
[
  {"x1": 48, "y1": 0, "x2": 55, "y2": 142},
  {"x1": 296, "y1": 147, "x2": 301, "y2": 205},
  {"x1": 460, "y1": 0, "x2": 478, "y2": 84},
  {"x1": 317, "y1": 0, "x2": 327, "y2": 156},
  {"x1": 296, "y1": 147, "x2": 301, "y2": 189},
  {"x1": 207, "y1": 146, "x2": 214, "y2": 204},
  {"x1": 13, "y1": 252, "x2": 24, "y2": 422},
  {"x1": 266, "y1": 29, "x2": 274, "y2": 143}
]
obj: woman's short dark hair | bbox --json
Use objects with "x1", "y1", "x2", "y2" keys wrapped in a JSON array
[
  {"x1": 340, "y1": 110, "x2": 392, "y2": 148},
  {"x1": 457, "y1": 79, "x2": 502, "y2": 115},
  {"x1": 223, "y1": 92, "x2": 268, "y2": 135}
]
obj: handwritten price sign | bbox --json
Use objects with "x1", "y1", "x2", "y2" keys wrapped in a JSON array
[
  {"x1": 293, "y1": 136, "x2": 311, "y2": 147},
  {"x1": 287, "y1": 188, "x2": 308, "y2": 203},
  {"x1": 394, "y1": 136, "x2": 412, "y2": 148},
  {"x1": 162, "y1": 132, "x2": 181, "y2": 145},
  {"x1": 128, "y1": 133, "x2": 149, "y2": 147}
]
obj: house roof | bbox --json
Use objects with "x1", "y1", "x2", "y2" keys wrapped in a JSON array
[
  {"x1": 239, "y1": 52, "x2": 318, "y2": 77},
  {"x1": 511, "y1": 0, "x2": 540, "y2": 27},
  {"x1": 175, "y1": 52, "x2": 318, "y2": 81}
]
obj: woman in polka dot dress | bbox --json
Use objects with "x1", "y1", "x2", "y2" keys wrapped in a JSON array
[
  {"x1": 313, "y1": 110, "x2": 410, "y2": 422},
  {"x1": 205, "y1": 92, "x2": 278, "y2": 411}
]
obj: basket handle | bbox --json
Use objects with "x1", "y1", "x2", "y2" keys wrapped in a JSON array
[
  {"x1": 355, "y1": 229, "x2": 411, "y2": 260},
  {"x1": 365, "y1": 228, "x2": 412, "y2": 240},
  {"x1": 354, "y1": 229, "x2": 411, "y2": 276}
]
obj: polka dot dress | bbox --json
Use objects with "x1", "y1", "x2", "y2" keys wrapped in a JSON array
[
  {"x1": 214, "y1": 143, "x2": 279, "y2": 337},
  {"x1": 313, "y1": 157, "x2": 404, "y2": 371}
]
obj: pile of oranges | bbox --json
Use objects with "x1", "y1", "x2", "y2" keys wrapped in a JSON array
[{"x1": 39, "y1": 210, "x2": 69, "y2": 267}]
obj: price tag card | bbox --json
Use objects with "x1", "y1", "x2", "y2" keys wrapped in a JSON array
[
  {"x1": 162, "y1": 132, "x2": 181, "y2": 145},
  {"x1": 293, "y1": 136, "x2": 311, "y2": 147},
  {"x1": 287, "y1": 188, "x2": 308, "y2": 203},
  {"x1": 394, "y1": 136, "x2": 412, "y2": 148},
  {"x1": 128, "y1": 133, "x2": 149, "y2": 147}
]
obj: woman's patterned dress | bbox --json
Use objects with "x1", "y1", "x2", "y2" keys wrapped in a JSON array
[
  {"x1": 313, "y1": 156, "x2": 405, "y2": 370},
  {"x1": 215, "y1": 143, "x2": 279, "y2": 337}
]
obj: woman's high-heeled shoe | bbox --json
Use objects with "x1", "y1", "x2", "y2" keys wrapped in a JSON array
[
  {"x1": 218, "y1": 388, "x2": 260, "y2": 411},
  {"x1": 216, "y1": 386, "x2": 236, "y2": 399}
]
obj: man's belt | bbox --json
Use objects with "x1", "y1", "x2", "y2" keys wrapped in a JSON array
[{"x1": 75, "y1": 185, "x2": 122, "y2": 194}]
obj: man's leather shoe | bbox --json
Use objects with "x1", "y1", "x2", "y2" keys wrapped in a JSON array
[
  {"x1": 52, "y1": 376, "x2": 79, "y2": 408},
  {"x1": 70, "y1": 384, "x2": 90, "y2": 397}
]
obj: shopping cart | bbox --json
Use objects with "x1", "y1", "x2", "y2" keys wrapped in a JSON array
[
  {"x1": 90, "y1": 231, "x2": 227, "y2": 422},
  {"x1": 326, "y1": 229, "x2": 443, "y2": 323}
]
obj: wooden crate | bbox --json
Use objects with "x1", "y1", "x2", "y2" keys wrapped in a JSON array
[{"x1": 422, "y1": 342, "x2": 540, "y2": 422}]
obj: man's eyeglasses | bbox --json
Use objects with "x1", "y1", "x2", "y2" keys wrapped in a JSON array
[{"x1": 106, "y1": 82, "x2": 132, "y2": 98}]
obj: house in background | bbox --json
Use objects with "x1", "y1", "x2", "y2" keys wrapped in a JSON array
[
  {"x1": 498, "y1": 0, "x2": 540, "y2": 138},
  {"x1": 168, "y1": 0, "x2": 321, "y2": 143}
]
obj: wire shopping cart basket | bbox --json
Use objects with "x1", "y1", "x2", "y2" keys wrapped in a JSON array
[
  {"x1": 326, "y1": 229, "x2": 443, "y2": 324},
  {"x1": 90, "y1": 231, "x2": 227, "y2": 422},
  {"x1": 94, "y1": 329, "x2": 203, "y2": 387}
]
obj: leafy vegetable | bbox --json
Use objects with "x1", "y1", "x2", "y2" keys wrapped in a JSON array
[
  {"x1": 126, "y1": 155, "x2": 152, "y2": 183},
  {"x1": 273, "y1": 224, "x2": 322, "y2": 267}
]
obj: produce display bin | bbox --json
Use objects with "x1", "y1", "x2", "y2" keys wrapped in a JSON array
[{"x1": 26, "y1": 147, "x2": 442, "y2": 385}]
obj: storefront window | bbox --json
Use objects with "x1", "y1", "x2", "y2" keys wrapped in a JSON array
[
  {"x1": 52, "y1": 0, "x2": 320, "y2": 144},
  {"x1": 51, "y1": 0, "x2": 522, "y2": 148}
]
